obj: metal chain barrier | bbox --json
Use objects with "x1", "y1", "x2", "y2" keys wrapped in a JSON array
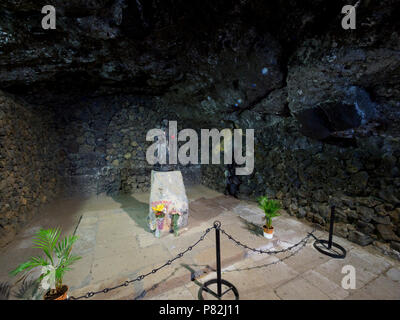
[
  {"x1": 223, "y1": 233, "x2": 310, "y2": 274},
  {"x1": 68, "y1": 222, "x2": 316, "y2": 300},
  {"x1": 220, "y1": 225, "x2": 317, "y2": 255},
  {"x1": 67, "y1": 226, "x2": 215, "y2": 300}
]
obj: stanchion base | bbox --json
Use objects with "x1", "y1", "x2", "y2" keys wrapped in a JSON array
[
  {"x1": 198, "y1": 279, "x2": 239, "y2": 300},
  {"x1": 313, "y1": 240, "x2": 347, "y2": 259}
]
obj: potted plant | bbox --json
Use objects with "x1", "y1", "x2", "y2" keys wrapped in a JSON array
[
  {"x1": 152, "y1": 204, "x2": 166, "y2": 238},
  {"x1": 258, "y1": 195, "x2": 281, "y2": 239},
  {"x1": 10, "y1": 228, "x2": 81, "y2": 300}
]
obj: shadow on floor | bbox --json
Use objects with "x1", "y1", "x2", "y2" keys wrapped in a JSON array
[
  {"x1": 133, "y1": 263, "x2": 214, "y2": 300},
  {"x1": 240, "y1": 217, "x2": 263, "y2": 237},
  {"x1": 0, "y1": 278, "x2": 41, "y2": 300},
  {"x1": 223, "y1": 241, "x2": 307, "y2": 274},
  {"x1": 133, "y1": 266, "x2": 183, "y2": 300},
  {"x1": 112, "y1": 194, "x2": 151, "y2": 233},
  {"x1": 0, "y1": 282, "x2": 11, "y2": 300}
]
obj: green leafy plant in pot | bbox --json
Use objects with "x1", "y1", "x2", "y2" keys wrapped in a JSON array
[
  {"x1": 258, "y1": 196, "x2": 281, "y2": 239},
  {"x1": 10, "y1": 228, "x2": 81, "y2": 300}
]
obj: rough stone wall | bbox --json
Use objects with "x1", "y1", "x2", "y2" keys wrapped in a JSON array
[
  {"x1": 55, "y1": 95, "x2": 201, "y2": 197},
  {"x1": 0, "y1": 92, "x2": 201, "y2": 246},
  {"x1": 201, "y1": 116, "x2": 400, "y2": 258},
  {"x1": 0, "y1": 91, "x2": 61, "y2": 247},
  {"x1": 1, "y1": 0, "x2": 399, "y2": 258}
]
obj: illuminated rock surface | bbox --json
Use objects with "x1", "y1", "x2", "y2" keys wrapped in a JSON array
[{"x1": 148, "y1": 170, "x2": 189, "y2": 234}]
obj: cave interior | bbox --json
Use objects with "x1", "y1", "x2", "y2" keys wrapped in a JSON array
[{"x1": 0, "y1": 0, "x2": 400, "y2": 256}]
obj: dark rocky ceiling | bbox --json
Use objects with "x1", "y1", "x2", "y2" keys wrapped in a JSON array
[{"x1": 0, "y1": 0, "x2": 399, "y2": 138}]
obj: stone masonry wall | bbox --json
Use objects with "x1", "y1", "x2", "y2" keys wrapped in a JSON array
[
  {"x1": 0, "y1": 91, "x2": 61, "y2": 247},
  {"x1": 55, "y1": 95, "x2": 201, "y2": 197},
  {"x1": 201, "y1": 117, "x2": 400, "y2": 259},
  {"x1": 0, "y1": 93, "x2": 201, "y2": 247}
]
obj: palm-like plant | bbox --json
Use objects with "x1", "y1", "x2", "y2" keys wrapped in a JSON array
[
  {"x1": 258, "y1": 195, "x2": 281, "y2": 229},
  {"x1": 10, "y1": 228, "x2": 81, "y2": 297}
]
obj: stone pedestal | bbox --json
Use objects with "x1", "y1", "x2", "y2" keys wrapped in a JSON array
[{"x1": 148, "y1": 170, "x2": 189, "y2": 236}]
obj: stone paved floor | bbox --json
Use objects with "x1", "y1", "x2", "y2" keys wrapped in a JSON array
[{"x1": 1, "y1": 185, "x2": 399, "y2": 300}]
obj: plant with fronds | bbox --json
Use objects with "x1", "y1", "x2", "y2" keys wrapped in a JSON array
[
  {"x1": 10, "y1": 228, "x2": 81, "y2": 295},
  {"x1": 258, "y1": 195, "x2": 281, "y2": 229}
]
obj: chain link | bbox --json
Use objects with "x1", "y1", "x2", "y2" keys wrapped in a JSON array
[
  {"x1": 67, "y1": 226, "x2": 215, "y2": 300},
  {"x1": 219, "y1": 226, "x2": 316, "y2": 255},
  {"x1": 67, "y1": 223, "x2": 316, "y2": 300},
  {"x1": 223, "y1": 234, "x2": 309, "y2": 273}
]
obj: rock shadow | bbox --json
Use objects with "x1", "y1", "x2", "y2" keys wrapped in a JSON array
[{"x1": 112, "y1": 194, "x2": 151, "y2": 233}]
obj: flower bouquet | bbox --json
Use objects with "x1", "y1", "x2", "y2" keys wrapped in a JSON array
[{"x1": 152, "y1": 204, "x2": 166, "y2": 238}]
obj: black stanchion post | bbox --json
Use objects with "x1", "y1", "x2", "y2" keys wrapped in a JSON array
[
  {"x1": 328, "y1": 205, "x2": 335, "y2": 249},
  {"x1": 215, "y1": 224, "x2": 222, "y2": 297},
  {"x1": 198, "y1": 221, "x2": 239, "y2": 300},
  {"x1": 313, "y1": 205, "x2": 347, "y2": 259}
]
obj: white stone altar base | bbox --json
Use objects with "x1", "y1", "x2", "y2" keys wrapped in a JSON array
[{"x1": 148, "y1": 170, "x2": 189, "y2": 235}]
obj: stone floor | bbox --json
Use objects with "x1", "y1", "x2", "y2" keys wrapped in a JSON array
[{"x1": 0, "y1": 185, "x2": 399, "y2": 300}]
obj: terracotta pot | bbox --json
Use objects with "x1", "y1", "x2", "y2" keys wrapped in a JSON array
[
  {"x1": 44, "y1": 285, "x2": 69, "y2": 300},
  {"x1": 263, "y1": 225, "x2": 274, "y2": 239}
]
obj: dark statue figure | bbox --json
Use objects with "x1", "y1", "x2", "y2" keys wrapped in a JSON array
[
  {"x1": 154, "y1": 119, "x2": 176, "y2": 172},
  {"x1": 224, "y1": 161, "x2": 241, "y2": 198}
]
